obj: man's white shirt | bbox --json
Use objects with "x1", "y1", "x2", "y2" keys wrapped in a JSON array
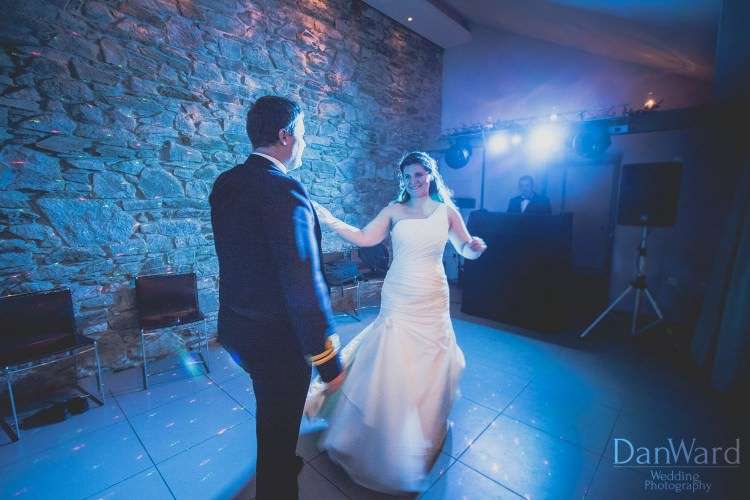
[{"x1": 252, "y1": 151, "x2": 288, "y2": 174}]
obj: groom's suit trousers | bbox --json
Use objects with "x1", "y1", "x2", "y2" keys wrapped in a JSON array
[{"x1": 223, "y1": 309, "x2": 311, "y2": 500}]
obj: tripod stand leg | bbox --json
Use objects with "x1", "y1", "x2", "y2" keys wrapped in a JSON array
[
  {"x1": 634, "y1": 288, "x2": 665, "y2": 335},
  {"x1": 643, "y1": 288, "x2": 664, "y2": 319},
  {"x1": 631, "y1": 289, "x2": 641, "y2": 336},
  {"x1": 579, "y1": 286, "x2": 633, "y2": 339}
]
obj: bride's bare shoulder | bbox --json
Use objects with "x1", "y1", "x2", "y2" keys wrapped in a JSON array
[{"x1": 384, "y1": 202, "x2": 404, "y2": 215}]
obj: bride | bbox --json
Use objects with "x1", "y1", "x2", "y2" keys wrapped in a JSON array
[{"x1": 309, "y1": 151, "x2": 487, "y2": 494}]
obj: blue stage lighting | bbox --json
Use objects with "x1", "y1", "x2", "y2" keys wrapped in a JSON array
[
  {"x1": 526, "y1": 124, "x2": 566, "y2": 160},
  {"x1": 487, "y1": 131, "x2": 510, "y2": 154}
]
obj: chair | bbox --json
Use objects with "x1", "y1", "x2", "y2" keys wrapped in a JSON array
[
  {"x1": 0, "y1": 288, "x2": 105, "y2": 441},
  {"x1": 324, "y1": 251, "x2": 362, "y2": 321},
  {"x1": 355, "y1": 243, "x2": 391, "y2": 311},
  {"x1": 358, "y1": 243, "x2": 390, "y2": 280},
  {"x1": 135, "y1": 272, "x2": 210, "y2": 390}
]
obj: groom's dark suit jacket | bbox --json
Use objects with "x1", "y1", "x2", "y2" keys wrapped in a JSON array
[{"x1": 209, "y1": 154, "x2": 341, "y2": 382}]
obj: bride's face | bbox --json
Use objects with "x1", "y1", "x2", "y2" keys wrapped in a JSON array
[{"x1": 402, "y1": 163, "x2": 432, "y2": 199}]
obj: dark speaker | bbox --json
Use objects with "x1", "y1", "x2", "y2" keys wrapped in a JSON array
[
  {"x1": 461, "y1": 212, "x2": 573, "y2": 332},
  {"x1": 617, "y1": 162, "x2": 683, "y2": 226}
]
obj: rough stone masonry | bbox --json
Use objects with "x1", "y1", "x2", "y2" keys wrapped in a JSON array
[{"x1": 0, "y1": 0, "x2": 442, "y2": 382}]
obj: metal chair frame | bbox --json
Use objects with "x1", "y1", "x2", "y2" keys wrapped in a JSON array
[{"x1": 139, "y1": 318, "x2": 210, "y2": 390}]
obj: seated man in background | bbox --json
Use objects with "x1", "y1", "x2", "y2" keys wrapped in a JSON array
[{"x1": 507, "y1": 175, "x2": 552, "y2": 214}]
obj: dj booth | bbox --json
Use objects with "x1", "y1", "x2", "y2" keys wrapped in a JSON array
[{"x1": 461, "y1": 211, "x2": 573, "y2": 332}]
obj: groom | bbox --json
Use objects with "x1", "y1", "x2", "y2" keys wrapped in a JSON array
[{"x1": 210, "y1": 96, "x2": 345, "y2": 499}]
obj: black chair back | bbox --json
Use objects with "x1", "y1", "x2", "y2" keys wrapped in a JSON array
[
  {"x1": 359, "y1": 243, "x2": 390, "y2": 277},
  {"x1": 0, "y1": 288, "x2": 77, "y2": 366},
  {"x1": 324, "y1": 260, "x2": 360, "y2": 286},
  {"x1": 135, "y1": 273, "x2": 199, "y2": 327}
]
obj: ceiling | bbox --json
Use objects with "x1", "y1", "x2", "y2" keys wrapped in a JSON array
[
  {"x1": 361, "y1": 0, "x2": 471, "y2": 48},
  {"x1": 363, "y1": 0, "x2": 721, "y2": 81}
]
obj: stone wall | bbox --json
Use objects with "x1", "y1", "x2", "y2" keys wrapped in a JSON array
[{"x1": 0, "y1": 0, "x2": 442, "y2": 375}]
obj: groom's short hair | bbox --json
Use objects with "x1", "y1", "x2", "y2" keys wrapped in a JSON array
[{"x1": 246, "y1": 96, "x2": 302, "y2": 148}]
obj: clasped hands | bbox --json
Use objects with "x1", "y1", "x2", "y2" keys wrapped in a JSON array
[
  {"x1": 324, "y1": 369, "x2": 347, "y2": 395},
  {"x1": 310, "y1": 200, "x2": 335, "y2": 225}
]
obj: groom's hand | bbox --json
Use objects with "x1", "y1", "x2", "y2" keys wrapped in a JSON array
[{"x1": 324, "y1": 370, "x2": 347, "y2": 395}]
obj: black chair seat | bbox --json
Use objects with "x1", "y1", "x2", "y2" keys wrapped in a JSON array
[
  {"x1": 324, "y1": 259, "x2": 360, "y2": 286},
  {"x1": 2, "y1": 334, "x2": 95, "y2": 368},
  {"x1": 139, "y1": 310, "x2": 204, "y2": 331}
]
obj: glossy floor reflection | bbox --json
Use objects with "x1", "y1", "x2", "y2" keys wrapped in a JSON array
[{"x1": 1, "y1": 307, "x2": 745, "y2": 499}]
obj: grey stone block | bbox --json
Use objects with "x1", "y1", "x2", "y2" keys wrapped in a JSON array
[
  {"x1": 139, "y1": 168, "x2": 184, "y2": 198},
  {"x1": 93, "y1": 171, "x2": 136, "y2": 198},
  {"x1": 38, "y1": 198, "x2": 135, "y2": 246}
]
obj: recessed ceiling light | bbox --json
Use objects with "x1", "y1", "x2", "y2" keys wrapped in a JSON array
[{"x1": 407, "y1": 17, "x2": 413, "y2": 22}]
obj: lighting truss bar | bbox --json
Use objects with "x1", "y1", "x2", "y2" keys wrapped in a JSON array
[{"x1": 442, "y1": 106, "x2": 710, "y2": 142}]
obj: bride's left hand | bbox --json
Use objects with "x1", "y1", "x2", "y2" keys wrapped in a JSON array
[{"x1": 468, "y1": 237, "x2": 487, "y2": 254}]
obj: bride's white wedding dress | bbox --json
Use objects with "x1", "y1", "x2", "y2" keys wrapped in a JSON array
[{"x1": 307, "y1": 203, "x2": 465, "y2": 494}]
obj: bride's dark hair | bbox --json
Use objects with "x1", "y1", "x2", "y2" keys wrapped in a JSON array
[{"x1": 394, "y1": 151, "x2": 456, "y2": 209}]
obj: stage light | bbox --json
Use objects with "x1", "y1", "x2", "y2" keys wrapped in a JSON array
[
  {"x1": 573, "y1": 126, "x2": 611, "y2": 158},
  {"x1": 643, "y1": 91, "x2": 660, "y2": 111},
  {"x1": 526, "y1": 124, "x2": 566, "y2": 160},
  {"x1": 407, "y1": 16, "x2": 413, "y2": 22},
  {"x1": 549, "y1": 113, "x2": 558, "y2": 122},
  {"x1": 487, "y1": 131, "x2": 510, "y2": 154},
  {"x1": 511, "y1": 134, "x2": 523, "y2": 145},
  {"x1": 445, "y1": 142, "x2": 471, "y2": 169}
]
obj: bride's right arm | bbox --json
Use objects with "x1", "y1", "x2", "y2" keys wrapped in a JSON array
[{"x1": 313, "y1": 202, "x2": 392, "y2": 247}]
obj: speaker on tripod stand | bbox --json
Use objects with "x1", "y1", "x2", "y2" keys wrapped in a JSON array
[{"x1": 579, "y1": 162, "x2": 683, "y2": 339}]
